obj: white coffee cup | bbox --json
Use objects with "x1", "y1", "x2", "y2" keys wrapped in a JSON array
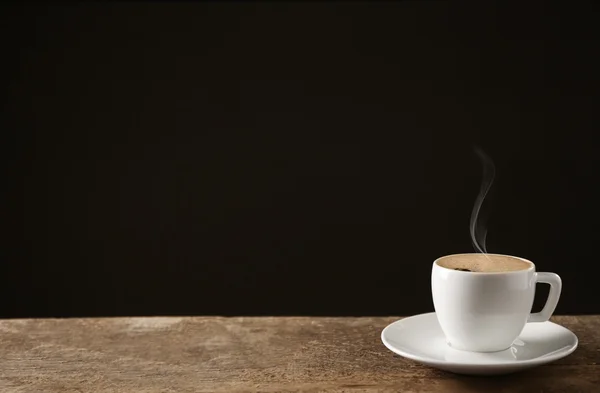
[{"x1": 431, "y1": 253, "x2": 562, "y2": 352}]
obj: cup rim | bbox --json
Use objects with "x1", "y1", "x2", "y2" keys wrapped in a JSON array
[{"x1": 433, "y1": 253, "x2": 535, "y2": 274}]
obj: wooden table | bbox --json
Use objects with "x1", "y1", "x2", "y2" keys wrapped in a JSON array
[{"x1": 0, "y1": 316, "x2": 598, "y2": 392}]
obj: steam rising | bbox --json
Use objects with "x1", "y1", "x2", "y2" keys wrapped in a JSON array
[{"x1": 470, "y1": 147, "x2": 496, "y2": 253}]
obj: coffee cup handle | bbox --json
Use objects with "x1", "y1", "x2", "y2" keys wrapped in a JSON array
[{"x1": 528, "y1": 272, "x2": 562, "y2": 323}]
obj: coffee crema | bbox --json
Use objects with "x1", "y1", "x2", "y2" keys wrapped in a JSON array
[{"x1": 436, "y1": 254, "x2": 531, "y2": 273}]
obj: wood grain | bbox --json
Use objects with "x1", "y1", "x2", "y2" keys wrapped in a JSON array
[{"x1": 0, "y1": 316, "x2": 598, "y2": 392}]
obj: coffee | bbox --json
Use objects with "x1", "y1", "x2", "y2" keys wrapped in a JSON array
[
  {"x1": 432, "y1": 253, "x2": 562, "y2": 352},
  {"x1": 436, "y1": 253, "x2": 531, "y2": 273}
]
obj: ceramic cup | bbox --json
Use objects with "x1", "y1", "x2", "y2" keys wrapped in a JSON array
[{"x1": 431, "y1": 253, "x2": 562, "y2": 352}]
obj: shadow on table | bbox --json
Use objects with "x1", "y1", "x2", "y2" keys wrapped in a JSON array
[{"x1": 439, "y1": 367, "x2": 586, "y2": 393}]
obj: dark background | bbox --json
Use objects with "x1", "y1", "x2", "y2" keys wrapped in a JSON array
[{"x1": 2, "y1": 2, "x2": 599, "y2": 318}]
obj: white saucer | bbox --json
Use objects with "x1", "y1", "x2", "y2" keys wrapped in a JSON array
[{"x1": 381, "y1": 313, "x2": 578, "y2": 375}]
